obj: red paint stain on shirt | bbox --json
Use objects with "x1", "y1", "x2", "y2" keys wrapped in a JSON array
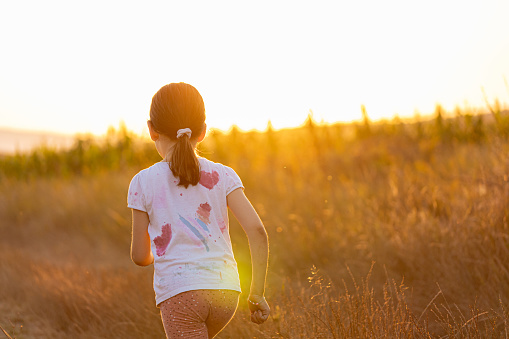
[
  {"x1": 154, "y1": 223, "x2": 172, "y2": 256},
  {"x1": 197, "y1": 202, "x2": 211, "y2": 224},
  {"x1": 218, "y1": 218, "x2": 227, "y2": 234},
  {"x1": 199, "y1": 170, "x2": 219, "y2": 190}
]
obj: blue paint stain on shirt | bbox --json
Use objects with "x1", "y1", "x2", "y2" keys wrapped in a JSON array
[
  {"x1": 195, "y1": 218, "x2": 210, "y2": 233},
  {"x1": 179, "y1": 215, "x2": 210, "y2": 252}
]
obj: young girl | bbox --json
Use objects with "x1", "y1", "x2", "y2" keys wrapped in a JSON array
[{"x1": 127, "y1": 83, "x2": 270, "y2": 338}]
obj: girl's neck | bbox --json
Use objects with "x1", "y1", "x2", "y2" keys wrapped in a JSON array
[
  {"x1": 155, "y1": 135, "x2": 198, "y2": 162},
  {"x1": 154, "y1": 135, "x2": 177, "y2": 162}
]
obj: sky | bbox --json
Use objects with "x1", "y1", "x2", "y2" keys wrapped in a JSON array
[{"x1": 0, "y1": 0, "x2": 508, "y2": 136}]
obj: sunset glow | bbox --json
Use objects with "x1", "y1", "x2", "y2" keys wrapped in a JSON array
[{"x1": 0, "y1": 1, "x2": 508, "y2": 136}]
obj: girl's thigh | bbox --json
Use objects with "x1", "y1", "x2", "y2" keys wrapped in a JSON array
[
  {"x1": 159, "y1": 289, "x2": 239, "y2": 339},
  {"x1": 203, "y1": 290, "x2": 240, "y2": 337}
]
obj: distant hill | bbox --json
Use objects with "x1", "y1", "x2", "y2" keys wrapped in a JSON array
[{"x1": 0, "y1": 127, "x2": 75, "y2": 154}]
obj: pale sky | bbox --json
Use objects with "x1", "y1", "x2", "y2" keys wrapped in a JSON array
[{"x1": 0, "y1": 0, "x2": 508, "y2": 136}]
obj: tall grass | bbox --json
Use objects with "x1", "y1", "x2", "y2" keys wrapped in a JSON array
[{"x1": 1, "y1": 107, "x2": 508, "y2": 338}]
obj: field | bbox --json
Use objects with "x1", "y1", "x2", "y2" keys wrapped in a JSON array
[{"x1": 1, "y1": 107, "x2": 509, "y2": 338}]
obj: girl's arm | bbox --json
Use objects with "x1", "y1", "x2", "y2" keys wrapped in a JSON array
[
  {"x1": 131, "y1": 209, "x2": 154, "y2": 266},
  {"x1": 227, "y1": 188, "x2": 270, "y2": 324}
]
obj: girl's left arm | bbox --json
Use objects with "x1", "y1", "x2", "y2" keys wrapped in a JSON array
[{"x1": 131, "y1": 209, "x2": 154, "y2": 266}]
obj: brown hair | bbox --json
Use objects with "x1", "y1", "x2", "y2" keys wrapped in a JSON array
[{"x1": 149, "y1": 83, "x2": 205, "y2": 188}]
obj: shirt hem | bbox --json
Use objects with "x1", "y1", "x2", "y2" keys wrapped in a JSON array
[
  {"x1": 156, "y1": 283, "x2": 242, "y2": 307},
  {"x1": 226, "y1": 184, "x2": 244, "y2": 196},
  {"x1": 127, "y1": 203, "x2": 146, "y2": 212}
]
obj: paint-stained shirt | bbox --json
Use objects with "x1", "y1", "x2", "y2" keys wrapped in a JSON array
[{"x1": 127, "y1": 157, "x2": 243, "y2": 305}]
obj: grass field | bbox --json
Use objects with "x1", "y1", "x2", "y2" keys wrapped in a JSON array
[{"x1": 1, "y1": 108, "x2": 508, "y2": 338}]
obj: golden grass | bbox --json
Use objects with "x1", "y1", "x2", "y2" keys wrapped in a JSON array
[{"x1": 1, "y1": 114, "x2": 508, "y2": 338}]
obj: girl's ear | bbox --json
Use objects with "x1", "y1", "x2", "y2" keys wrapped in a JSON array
[
  {"x1": 147, "y1": 120, "x2": 159, "y2": 141},
  {"x1": 197, "y1": 123, "x2": 207, "y2": 142}
]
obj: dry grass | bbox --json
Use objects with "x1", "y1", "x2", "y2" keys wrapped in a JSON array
[{"x1": 1, "y1": 115, "x2": 508, "y2": 338}]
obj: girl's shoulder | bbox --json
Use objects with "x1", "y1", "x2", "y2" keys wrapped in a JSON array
[
  {"x1": 198, "y1": 157, "x2": 220, "y2": 168},
  {"x1": 131, "y1": 162, "x2": 170, "y2": 181},
  {"x1": 198, "y1": 157, "x2": 236, "y2": 174},
  {"x1": 198, "y1": 157, "x2": 243, "y2": 193}
]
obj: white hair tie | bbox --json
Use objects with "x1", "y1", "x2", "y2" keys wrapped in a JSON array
[{"x1": 176, "y1": 128, "x2": 192, "y2": 139}]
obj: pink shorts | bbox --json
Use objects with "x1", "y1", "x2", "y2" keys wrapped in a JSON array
[{"x1": 159, "y1": 289, "x2": 240, "y2": 338}]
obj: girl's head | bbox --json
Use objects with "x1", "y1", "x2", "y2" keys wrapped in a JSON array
[{"x1": 148, "y1": 83, "x2": 206, "y2": 188}]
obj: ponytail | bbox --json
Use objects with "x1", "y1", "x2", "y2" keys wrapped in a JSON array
[
  {"x1": 170, "y1": 132, "x2": 201, "y2": 188},
  {"x1": 149, "y1": 83, "x2": 206, "y2": 188}
]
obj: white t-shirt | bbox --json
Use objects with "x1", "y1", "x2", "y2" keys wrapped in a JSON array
[{"x1": 127, "y1": 157, "x2": 243, "y2": 305}]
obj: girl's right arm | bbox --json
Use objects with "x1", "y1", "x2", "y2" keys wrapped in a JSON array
[
  {"x1": 227, "y1": 188, "x2": 270, "y2": 324},
  {"x1": 131, "y1": 208, "x2": 154, "y2": 266}
]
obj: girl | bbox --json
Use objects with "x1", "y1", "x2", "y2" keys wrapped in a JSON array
[{"x1": 128, "y1": 83, "x2": 270, "y2": 338}]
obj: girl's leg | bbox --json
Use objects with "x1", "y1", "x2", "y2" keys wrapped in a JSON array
[
  {"x1": 159, "y1": 291, "x2": 208, "y2": 338},
  {"x1": 204, "y1": 290, "x2": 240, "y2": 338},
  {"x1": 159, "y1": 290, "x2": 239, "y2": 339}
]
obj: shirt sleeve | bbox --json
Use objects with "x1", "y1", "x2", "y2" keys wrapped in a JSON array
[
  {"x1": 223, "y1": 165, "x2": 244, "y2": 195},
  {"x1": 127, "y1": 173, "x2": 147, "y2": 212}
]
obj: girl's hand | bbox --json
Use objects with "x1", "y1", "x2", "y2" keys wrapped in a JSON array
[{"x1": 248, "y1": 295, "x2": 270, "y2": 324}]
